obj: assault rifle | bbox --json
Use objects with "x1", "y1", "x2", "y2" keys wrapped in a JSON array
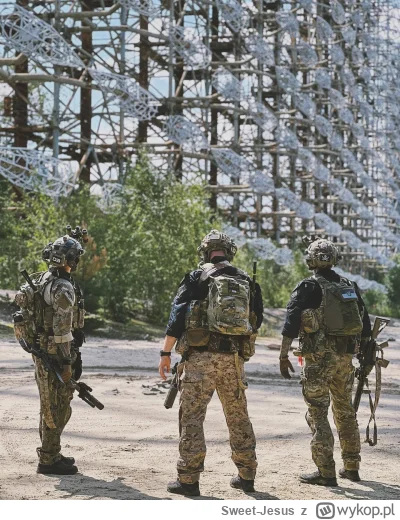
[
  {"x1": 353, "y1": 316, "x2": 390, "y2": 446},
  {"x1": 18, "y1": 337, "x2": 104, "y2": 411}
]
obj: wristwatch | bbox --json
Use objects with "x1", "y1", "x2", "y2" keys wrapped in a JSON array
[{"x1": 160, "y1": 350, "x2": 171, "y2": 357}]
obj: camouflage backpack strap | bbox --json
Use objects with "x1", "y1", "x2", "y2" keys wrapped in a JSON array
[
  {"x1": 234, "y1": 267, "x2": 249, "y2": 279},
  {"x1": 199, "y1": 261, "x2": 231, "y2": 282}
]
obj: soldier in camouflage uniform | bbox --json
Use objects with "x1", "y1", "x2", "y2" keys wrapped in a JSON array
[
  {"x1": 159, "y1": 230, "x2": 263, "y2": 496},
  {"x1": 14, "y1": 232, "x2": 86, "y2": 475},
  {"x1": 279, "y1": 238, "x2": 372, "y2": 486}
]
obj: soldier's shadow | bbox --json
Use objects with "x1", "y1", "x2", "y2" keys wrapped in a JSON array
[
  {"x1": 331, "y1": 480, "x2": 400, "y2": 500},
  {"x1": 49, "y1": 474, "x2": 166, "y2": 500}
]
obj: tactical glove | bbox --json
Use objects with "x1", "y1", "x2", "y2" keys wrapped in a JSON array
[
  {"x1": 72, "y1": 351, "x2": 83, "y2": 381},
  {"x1": 72, "y1": 329, "x2": 86, "y2": 349},
  {"x1": 280, "y1": 356, "x2": 295, "y2": 380}
]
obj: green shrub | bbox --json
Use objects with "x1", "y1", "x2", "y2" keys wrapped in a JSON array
[{"x1": 103, "y1": 157, "x2": 215, "y2": 322}]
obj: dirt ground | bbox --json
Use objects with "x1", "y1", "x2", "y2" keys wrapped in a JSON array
[{"x1": 0, "y1": 326, "x2": 399, "y2": 501}]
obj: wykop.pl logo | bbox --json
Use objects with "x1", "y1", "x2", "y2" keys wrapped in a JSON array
[{"x1": 316, "y1": 503, "x2": 335, "y2": 519}]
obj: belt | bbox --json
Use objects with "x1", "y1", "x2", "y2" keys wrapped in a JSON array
[
  {"x1": 191, "y1": 343, "x2": 238, "y2": 354},
  {"x1": 191, "y1": 346, "x2": 208, "y2": 352}
]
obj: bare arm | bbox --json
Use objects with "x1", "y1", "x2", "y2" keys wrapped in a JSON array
[
  {"x1": 158, "y1": 335, "x2": 177, "y2": 380},
  {"x1": 162, "y1": 335, "x2": 177, "y2": 353}
]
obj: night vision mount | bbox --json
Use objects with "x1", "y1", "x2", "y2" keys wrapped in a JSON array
[
  {"x1": 66, "y1": 224, "x2": 89, "y2": 244},
  {"x1": 301, "y1": 235, "x2": 319, "y2": 247}
]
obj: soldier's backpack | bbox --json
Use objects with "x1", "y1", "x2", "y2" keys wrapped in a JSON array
[
  {"x1": 314, "y1": 273, "x2": 363, "y2": 336},
  {"x1": 13, "y1": 271, "x2": 53, "y2": 347},
  {"x1": 200, "y1": 262, "x2": 253, "y2": 336}
]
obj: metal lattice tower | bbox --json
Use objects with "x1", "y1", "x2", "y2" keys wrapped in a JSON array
[{"x1": 1, "y1": 0, "x2": 400, "y2": 288}]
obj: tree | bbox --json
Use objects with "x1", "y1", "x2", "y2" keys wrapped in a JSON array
[{"x1": 104, "y1": 156, "x2": 215, "y2": 322}]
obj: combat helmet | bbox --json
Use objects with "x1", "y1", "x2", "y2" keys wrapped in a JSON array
[
  {"x1": 197, "y1": 229, "x2": 238, "y2": 263},
  {"x1": 304, "y1": 237, "x2": 340, "y2": 270},
  {"x1": 42, "y1": 225, "x2": 87, "y2": 271}
]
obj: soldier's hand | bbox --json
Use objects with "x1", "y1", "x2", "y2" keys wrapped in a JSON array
[
  {"x1": 62, "y1": 365, "x2": 72, "y2": 383},
  {"x1": 280, "y1": 356, "x2": 295, "y2": 379},
  {"x1": 159, "y1": 356, "x2": 171, "y2": 380}
]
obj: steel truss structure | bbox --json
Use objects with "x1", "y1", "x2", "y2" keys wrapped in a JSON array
[{"x1": 1, "y1": 0, "x2": 400, "y2": 286}]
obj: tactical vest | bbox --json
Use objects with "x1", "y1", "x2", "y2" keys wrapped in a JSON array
[
  {"x1": 313, "y1": 273, "x2": 363, "y2": 336},
  {"x1": 13, "y1": 271, "x2": 85, "y2": 352}
]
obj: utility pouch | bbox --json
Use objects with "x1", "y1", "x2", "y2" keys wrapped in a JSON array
[
  {"x1": 301, "y1": 308, "x2": 321, "y2": 334},
  {"x1": 294, "y1": 330, "x2": 326, "y2": 356},
  {"x1": 185, "y1": 300, "x2": 210, "y2": 346},
  {"x1": 346, "y1": 336, "x2": 358, "y2": 354},
  {"x1": 46, "y1": 336, "x2": 58, "y2": 355},
  {"x1": 333, "y1": 336, "x2": 358, "y2": 355},
  {"x1": 241, "y1": 333, "x2": 256, "y2": 361},
  {"x1": 176, "y1": 332, "x2": 190, "y2": 355},
  {"x1": 187, "y1": 329, "x2": 210, "y2": 346},
  {"x1": 13, "y1": 310, "x2": 36, "y2": 346}
]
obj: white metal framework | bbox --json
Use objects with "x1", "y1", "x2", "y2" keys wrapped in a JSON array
[{"x1": 1, "y1": 0, "x2": 400, "y2": 284}]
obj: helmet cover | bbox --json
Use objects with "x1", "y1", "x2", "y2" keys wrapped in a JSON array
[
  {"x1": 197, "y1": 229, "x2": 238, "y2": 263},
  {"x1": 305, "y1": 238, "x2": 340, "y2": 270}
]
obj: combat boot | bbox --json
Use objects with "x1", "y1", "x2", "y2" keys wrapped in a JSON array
[
  {"x1": 230, "y1": 475, "x2": 255, "y2": 493},
  {"x1": 339, "y1": 468, "x2": 361, "y2": 482},
  {"x1": 167, "y1": 479, "x2": 200, "y2": 497},
  {"x1": 299, "y1": 470, "x2": 338, "y2": 487},
  {"x1": 60, "y1": 455, "x2": 75, "y2": 466},
  {"x1": 37, "y1": 459, "x2": 78, "y2": 475}
]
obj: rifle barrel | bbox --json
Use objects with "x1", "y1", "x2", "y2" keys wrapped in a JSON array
[{"x1": 20, "y1": 270, "x2": 38, "y2": 294}]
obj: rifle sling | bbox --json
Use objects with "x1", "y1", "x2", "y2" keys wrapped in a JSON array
[{"x1": 365, "y1": 360, "x2": 381, "y2": 446}]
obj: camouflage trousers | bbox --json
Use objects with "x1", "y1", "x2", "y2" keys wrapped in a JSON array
[
  {"x1": 34, "y1": 358, "x2": 74, "y2": 465},
  {"x1": 302, "y1": 351, "x2": 361, "y2": 478},
  {"x1": 177, "y1": 350, "x2": 257, "y2": 484}
]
